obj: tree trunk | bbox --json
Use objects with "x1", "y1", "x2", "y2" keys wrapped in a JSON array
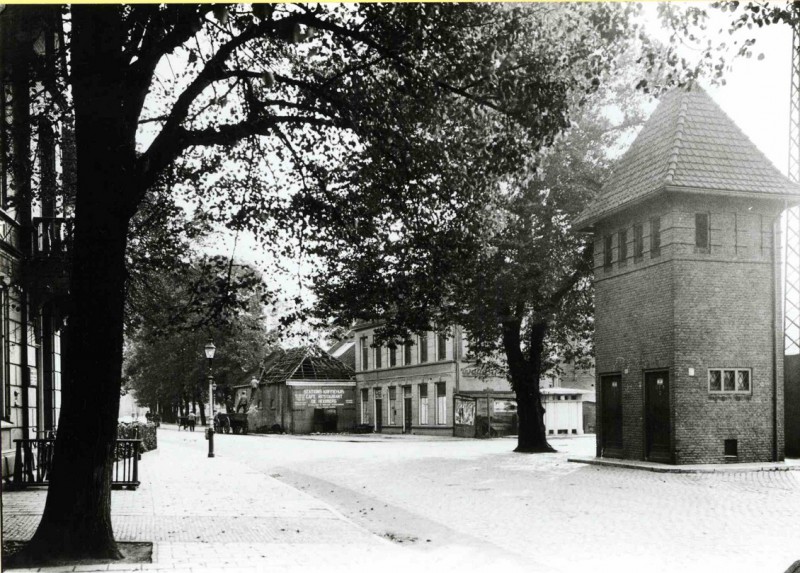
[
  {"x1": 199, "y1": 402, "x2": 206, "y2": 426},
  {"x1": 502, "y1": 318, "x2": 554, "y2": 453},
  {"x1": 13, "y1": 5, "x2": 132, "y2": 565}
]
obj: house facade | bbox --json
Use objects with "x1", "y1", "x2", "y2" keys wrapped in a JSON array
[
  {"x1": 1, "y1": 8, "x2": 68, "y2": 479},
  {"x1": 576, "y1": 84, "x2": 799, "y2": 464},
  {"x1": 352, "y1": 322, "x2": 511, "y2": 436}
]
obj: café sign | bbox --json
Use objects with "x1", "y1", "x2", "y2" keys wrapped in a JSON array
[{"x1": 293, "y1": 387, "x2": 354, "y2": 408}]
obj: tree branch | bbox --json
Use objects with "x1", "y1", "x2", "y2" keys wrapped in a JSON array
[
  {"x1": 546, "y1": 242, "x2": 593, "y2": 310},
  {"x1": 178, "y1": 115, "x2": 338, "y2": 148}
]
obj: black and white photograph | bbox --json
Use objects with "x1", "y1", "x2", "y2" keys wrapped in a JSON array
[{"x1": 1, "y1": 2, "x2": 800, "y2": 572}]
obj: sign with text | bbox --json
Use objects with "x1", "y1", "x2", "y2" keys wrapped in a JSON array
[
  {"x1": 293, "y1": 387, "x2": 354, "y2": 409},
  {"x1": 461, "y1": 364, "x2": 508, "y2": 380}
]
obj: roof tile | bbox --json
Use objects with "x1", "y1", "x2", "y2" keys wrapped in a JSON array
[{"x1": 575, "y1": 84, "x2": 800, "y2": 228}]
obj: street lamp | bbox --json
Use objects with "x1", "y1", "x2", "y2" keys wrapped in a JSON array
[{"x1": 205, "y1": 340, "x2": 216, "y2": 458}]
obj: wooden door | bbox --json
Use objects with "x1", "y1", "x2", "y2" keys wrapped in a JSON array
[
  {"x1": 375, "y1": 399, "x2": 383, "y2": 432},
  {"x1": 645, "y1": 370, "x2": 671, "y2": 462},
  {"x1": 403, "y1": 387, "x2": 412, "y2": 433},
  {"x1": 600, "y1": 374, "x2": 623, "y2": 455}
]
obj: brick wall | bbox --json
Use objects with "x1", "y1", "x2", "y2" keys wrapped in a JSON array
[{"x1": 592, "y1": 193, "x2": 784, "y2": 464}]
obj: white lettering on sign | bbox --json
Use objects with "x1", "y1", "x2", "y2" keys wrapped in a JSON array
[{"x1": 293, "y1": 387, "x2": 353, "y2": 408}]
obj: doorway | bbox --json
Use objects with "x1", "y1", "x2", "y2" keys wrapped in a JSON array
[
  {"x1": 374, "y1": 399, "x2": 383, "y2": 432},
  {"x1": 403, "y1": 386, "x2": 412, "y2": 433},
  {"x1": 600, "y1": 374, "x2": 623, "y2": 456},
  {"x1": 645, "y1": 370, "x2": 671, "y2": 462}
]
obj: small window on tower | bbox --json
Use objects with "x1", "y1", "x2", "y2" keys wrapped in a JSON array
[
  {"x1": 633, "y1": 223, "x2": 644, "y2": 261},
  {"x1": 650, "y1": 217, "x2": 661, "y2": 258},
  {"x1": 603, "y1": 235, "x2": 613, "y2": 270},
  {"x1": 696, "y1": 213, "x2": 709, "y2": 252}
]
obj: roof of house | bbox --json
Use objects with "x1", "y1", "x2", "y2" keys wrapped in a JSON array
[
  {"x1": 253, "y1": 346, "x2": 355, "y2": 386},
  {"x1": 575, "y1": 84, "x2": 800, "y2": 229},
  {"x1": 329, "y1": 342, "x2": 356, "y2": 370}
]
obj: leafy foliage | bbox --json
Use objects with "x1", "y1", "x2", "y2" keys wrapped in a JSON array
[{"x1": 124, "y1": 258, "x2": 274, "y2": 415}]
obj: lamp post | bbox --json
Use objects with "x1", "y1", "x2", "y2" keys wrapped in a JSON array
[{"x1": 205, "y1": 340, "x2": 216, "y2": 458}]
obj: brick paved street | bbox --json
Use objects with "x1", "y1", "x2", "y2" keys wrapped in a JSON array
[
  {"x1": 219, "y1": 430, "x2": 800, "y2": 573},
  {"x1": 3, "y1": 427, "x2": 800, "y2": 572}
]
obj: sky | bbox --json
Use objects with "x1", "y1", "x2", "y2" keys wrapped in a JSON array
[
  {"x1": 195, "y1": 3, "x2": 798, "y2": 341},
  {"x1": 641, "y1": 2, "x2": 794, "y2": 176}
]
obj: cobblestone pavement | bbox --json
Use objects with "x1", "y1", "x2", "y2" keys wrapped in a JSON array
[
  {"x1": 5, "y1": 429, "x2": 800, "y2": 573},
  {"x1": 1, "y1": 428, "x2": 547, "y2": 573},
  {"x1": 216, "y1": 431, "x2": 800, "y2": 573}
]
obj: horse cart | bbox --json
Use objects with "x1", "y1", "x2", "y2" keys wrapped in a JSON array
[{"x1": 214, "y1": 412, "x2": 249, "y2": 434}]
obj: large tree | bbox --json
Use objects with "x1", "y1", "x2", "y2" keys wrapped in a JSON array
[
  {"x1": 3, "y1": 2, "x2": 683, "y2": 563},
  {"x1": 311, "y1": 82, "x2": 651, "y2": 452}
]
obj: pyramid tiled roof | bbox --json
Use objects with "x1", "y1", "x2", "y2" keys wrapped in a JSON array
[
  {"x1": 254, "y1": 345, "x2": 355, "y2": 385},
  {"x1": 575, "y1": 84, "x2": 800, "y2": 229}
]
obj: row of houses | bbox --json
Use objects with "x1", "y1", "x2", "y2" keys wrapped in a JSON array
[{"x1": 235, "y1": 325, "x2": 595, "y2": 439}]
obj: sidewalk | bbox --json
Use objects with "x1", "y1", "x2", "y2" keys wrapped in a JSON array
[{"x1": 1, "y1": 427, "x2": 406, "y2": 573}]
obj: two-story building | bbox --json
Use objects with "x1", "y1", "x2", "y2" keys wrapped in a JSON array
[
  {"x1": 351, "y1": 322, "x2": 595, "y2": 438},
  {"x1": 352, "y1": 322, "x2": 514, "y2": 436}
]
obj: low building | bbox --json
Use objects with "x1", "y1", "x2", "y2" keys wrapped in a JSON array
[
  {"x1": 542, "y1": 357, "x2": 596, "y2": 434},
  {"x1": 242, "y1": 346, "x2": 356, "y2": 434}
]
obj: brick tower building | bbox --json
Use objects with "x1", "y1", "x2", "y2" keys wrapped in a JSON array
[{"x1": 576, "y1": 84, "x2": 800, "y2": 464}]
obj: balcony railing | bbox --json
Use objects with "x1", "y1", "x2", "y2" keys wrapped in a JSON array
[
  {"x1": 12, "y1": 438, "x2": 141, "y2": 490},
  {"x1": 32, "y1": 217, "x2": 72, "y2": 258}
]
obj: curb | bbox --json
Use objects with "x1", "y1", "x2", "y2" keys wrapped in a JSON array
[{"x1": 567, "y1": 456, "x2": 800, "y2": 473}]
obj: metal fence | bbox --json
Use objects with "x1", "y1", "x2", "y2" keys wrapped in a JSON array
[{"x1": 12, "y1": 438, "x2": 141, "y2": 490}]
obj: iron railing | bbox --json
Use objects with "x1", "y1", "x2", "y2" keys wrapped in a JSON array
[{"x1": 12, "y1": 438, "x2": 141, "y2": 490}]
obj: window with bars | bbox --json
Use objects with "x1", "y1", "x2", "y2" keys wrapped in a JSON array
[{"x1": 708, "y1": 368, "x2": 751, "y2": 394}]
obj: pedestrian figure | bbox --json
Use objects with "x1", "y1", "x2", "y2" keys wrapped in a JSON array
[{"x1": 187, "y1": 411, "x2": 196, "y2": 431}]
